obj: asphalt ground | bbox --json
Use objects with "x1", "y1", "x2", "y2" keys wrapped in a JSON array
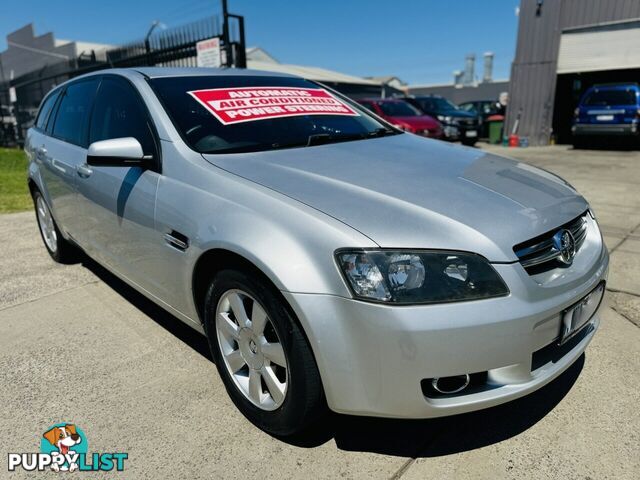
[{"x1": 1, "y1": 144, "x2": 638, "y2": 479}]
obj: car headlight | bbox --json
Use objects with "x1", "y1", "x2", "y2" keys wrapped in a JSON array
[
  {"x1": 437, "y1": 115, "x2": 453, "y2": 123},
  {"x1": 336, "y1": 250, "x2": 509, "y2": 304}
]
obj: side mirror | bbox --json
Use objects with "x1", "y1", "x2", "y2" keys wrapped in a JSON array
[{"x1": 87, "y1": 137, "x2": 148, "y2": 167}]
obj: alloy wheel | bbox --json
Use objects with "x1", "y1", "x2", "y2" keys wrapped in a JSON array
[{"x1": 215, "y1": 289, "x2": 289, "y2": 411}]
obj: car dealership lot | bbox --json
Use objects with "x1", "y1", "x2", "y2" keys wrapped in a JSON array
[{"x1": 1, "y1": 144, "x2": 639, "y2": 479}]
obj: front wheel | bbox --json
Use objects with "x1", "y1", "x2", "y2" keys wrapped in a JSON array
[
  {"x1": 461, "y1": 138, "x2": 478, "y2": 147},
  {"x1": 204, "y1": 269, "x2": 326, "y2": 436}
]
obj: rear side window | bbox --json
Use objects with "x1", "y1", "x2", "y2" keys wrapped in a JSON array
[
  {"x1": 89, "y1": 77, "x2": 156, "y2": 156},
  {"x1": 35, "y1": 90, "x2": 61, "y2": 131},
  {"x1": 359, "y1": 102, "x2": 378, "y2": 114},
  {"x1": 378, "y1": 102, "x2": 421, "y2": 117},
  {"x1": 52, "y1": 79, "x2": 100, "y2": 147},
  {"x1": 584, "y1": 88, "x2": 637, "y2": 106}
]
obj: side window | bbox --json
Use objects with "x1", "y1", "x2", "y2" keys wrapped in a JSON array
[
  {"x1": 459, "y1": 103, "x2": 474, "y2": 113},
  {"x1": 35, "y1": 90, "x2": 61, "y2": 131},
  {"x1": 52, "y1": 79, "x2": 100, "y2": 146},
  {"x1": 89, "y1": 77, "x2": 156, "y2": 157},
  {"x1": 421, "y1": 100, "x2": 434, "y2": 111}
]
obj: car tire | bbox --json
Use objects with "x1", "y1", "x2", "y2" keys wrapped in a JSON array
[
  {"x1": 461, "y1": 138, "x2": 478, "y2": 147},
  {"x1": 572, "y1": 137, "x2": 589, "y2": 150},
  {"x1": 32, "y1": 190, "x2": 78, "y2": 264},
  {"x1": 204, "y1": 268, "x2": 326, "y2": 437}
]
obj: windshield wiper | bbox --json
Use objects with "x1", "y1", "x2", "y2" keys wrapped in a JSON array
[
  {"x1": 205, "y1": 129, "x2": 399, "y2": 153},
  {"x1": 306, "y1": 129, "x2": 397, "y2": 146},
  {"x1": 306, "y1": 133, "x2": 367, "y2": 146}
]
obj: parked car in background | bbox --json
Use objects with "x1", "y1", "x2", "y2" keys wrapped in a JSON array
[
  {"x1": 405, "y1": 95, "x2": 479, "y2": 146},
  {"x1": 357, "y1": 98, "x2": 443, "y2": 139},
  {"x1": 572, "y1": 83, "x2": 640, "y2": 148},
  {"x1": 458, "y1": 100, "x2": 501, "y2": 139}
]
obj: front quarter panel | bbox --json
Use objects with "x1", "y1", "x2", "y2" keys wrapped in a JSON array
[{"x1": 152, "y1": 140, "x2": 377, "y2": 320}]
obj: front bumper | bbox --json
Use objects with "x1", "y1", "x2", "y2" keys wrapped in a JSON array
[
  {"x1": 442, "y1": 122, "x2": 478, "y2": 141},
  {"x1": 573, "y1": 123, "x2": 638, "y2": 136},
  {"x1": 414, "y1": 128, "x2": 444, "y2": 140},
  {"x1": 283, "y1": 223, "x2": 608, "y2": 418}
]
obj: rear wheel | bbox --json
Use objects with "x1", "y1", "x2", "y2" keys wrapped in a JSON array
[
  {"x1": 204, "y1": 269, "x2": 326, "y2": 436},
  {"x1": 32, "y1": 190, "x2": 78, "y2": 263}
]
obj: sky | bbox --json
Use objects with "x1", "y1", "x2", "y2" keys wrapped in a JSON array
[{"x1": 0, "y1": 0, "x2": 520, "y2": 85}]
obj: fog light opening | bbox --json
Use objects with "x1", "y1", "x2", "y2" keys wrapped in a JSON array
[{"x1": 431, "y1": 374, "x2": 471, "y2": 394}]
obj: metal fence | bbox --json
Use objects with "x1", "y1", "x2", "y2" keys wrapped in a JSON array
[
  {"x1": 0, "y1": 80, "x2": 17, "y2": 146},
  {"x1": 1, "y1": 15, "x2": 246, "y2": 146}
]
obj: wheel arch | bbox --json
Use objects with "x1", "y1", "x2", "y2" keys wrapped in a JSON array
[
  {"x1": 191, "y1": 248, "x2": 328, "y2": 395},
  {"x1": 192, "y1": 248, "x2": 288, "y2": 326},
  {"x1": 27, "y1": 177, "x2": 38, "y2": 196}
]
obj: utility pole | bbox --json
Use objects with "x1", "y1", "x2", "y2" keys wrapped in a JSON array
[{"x1": 144, "y1": 20, "x2": 164, "y2": 66}]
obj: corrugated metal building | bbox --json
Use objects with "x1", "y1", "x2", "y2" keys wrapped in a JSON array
[{"x1": 507, "y1": 0, "x2": 640, "y2": 145}]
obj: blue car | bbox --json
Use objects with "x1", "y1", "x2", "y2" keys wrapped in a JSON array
[{"x1": 572, "y1": 83, "x2": 640, "y2": 147}]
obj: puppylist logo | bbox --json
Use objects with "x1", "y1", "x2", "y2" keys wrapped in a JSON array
[{"x1": 7, "y1": 423, "x2": 128, "y2": 472}]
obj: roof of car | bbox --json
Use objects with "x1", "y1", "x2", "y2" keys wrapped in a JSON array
[
  {"x1": 358, "y1": 97, "x2": 406, "y2": 103},
  {"x1": 591, "y1": 82, "x2": 639, "y2": 89},
  {"x1": 60, "y1": 67, "x2": 298, "y2": 86},
  {"x1": 48, "y1": 67, "x2": 301, "y2": 93},
  {"x1": 132, "y1": 66, "x2": 295, "y2": 79}
]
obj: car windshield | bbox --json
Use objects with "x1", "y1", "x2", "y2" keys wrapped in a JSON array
[
  {"x1": 150, "y1": 75, "x2": 398, "y2": 154},
  {"x1": 377, "y1": 101, "x2": 421, "y2": 117},
  {"x1": 584, "y1": 88, "x2": 637, "y2": 106},
  {"x1": 420, "y1": 97, "x2": 459, "y2": 112}
]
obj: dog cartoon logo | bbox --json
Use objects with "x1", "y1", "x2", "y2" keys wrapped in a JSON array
[
  {"x1": 8, "y1": 423, "x2": 128, "y2": 472},
  {"x1": 41, "y1": 424, "x2": 85, "y2": 472}
]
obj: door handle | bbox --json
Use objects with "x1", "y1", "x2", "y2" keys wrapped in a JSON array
[{"x1": 77, "y1": 164, "x2": 93, "y2": 178}]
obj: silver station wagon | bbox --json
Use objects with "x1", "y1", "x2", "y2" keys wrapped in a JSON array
[{"x1": 26, "y1": 68, "x2": 608, "y2": 436}]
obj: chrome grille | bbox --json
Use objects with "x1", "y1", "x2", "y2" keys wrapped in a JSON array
[{"x1": 514, "y1": 212, "x2": 588, "y2": 273}]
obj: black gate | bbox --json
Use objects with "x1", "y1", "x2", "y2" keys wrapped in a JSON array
[{"x1": 2, "y1": 14, "x2": 246, "y2": 146}]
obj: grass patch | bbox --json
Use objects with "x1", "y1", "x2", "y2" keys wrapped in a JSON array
[{"x1": 0, "y1": 148, "x2": 31, "y2": 213}]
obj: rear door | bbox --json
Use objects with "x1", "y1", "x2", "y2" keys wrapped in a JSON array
[
  {"x1": 27, "y1": 88, "x2": 61, "y2": 196},
  {"x1": 41, "y1": 78, "x2": 100, "y2": 238},
  {"x1": 75, "y1": 75, "x2": 162, "y2": 290}
]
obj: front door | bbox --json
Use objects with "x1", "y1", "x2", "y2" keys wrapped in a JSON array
[{"x1": 75, "y1": 76, "x2": 163, "y2": 294}]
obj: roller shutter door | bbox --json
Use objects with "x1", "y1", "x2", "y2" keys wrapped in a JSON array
[{"x1": 557, "y1": 22, "x2": 640, "y2": 74}]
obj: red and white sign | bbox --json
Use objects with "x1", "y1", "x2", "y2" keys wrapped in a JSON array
[
  {"x1": 187, "y1": 86, "x2": 360, "y2": 125},
  {"x1": 196, "y1": 37, "x2": 222, "y2": 68}
]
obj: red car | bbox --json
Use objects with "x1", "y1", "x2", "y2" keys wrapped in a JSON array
[{"x1": 357, "y1": 98, "x2": 444, "y2": 139}]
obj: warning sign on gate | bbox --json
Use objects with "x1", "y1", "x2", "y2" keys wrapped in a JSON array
[
  {"x1": 196, "y1": 37, "x2": 222, "y2": 68},
  {"x1": 187, "y1": 86, "x2": 360, "y2": 125}
]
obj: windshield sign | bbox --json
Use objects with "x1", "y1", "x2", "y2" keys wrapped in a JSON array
[{"x1": 188, "y1": 86, "x2": 360, "y2": 125}]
